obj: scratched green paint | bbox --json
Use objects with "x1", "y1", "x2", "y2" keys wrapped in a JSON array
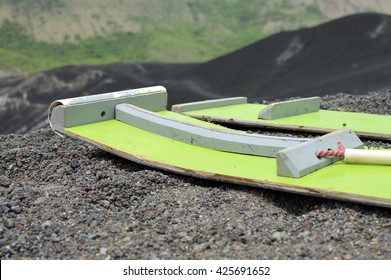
[
  {"x1": 66, "y1": 115, "x2": 391, "y2": 201},
  {"x1": 185, "y1": 103, "x2": 391, "y2": 135}
]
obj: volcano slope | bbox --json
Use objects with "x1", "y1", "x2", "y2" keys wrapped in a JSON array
[
  {"x1": 1, "y1": 12, "x2": 391, "y2": 134},
  {"x1": 171, "y1": 12, "x2": 391, "y2": 104}
]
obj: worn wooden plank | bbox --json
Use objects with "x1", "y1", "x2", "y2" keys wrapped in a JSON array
[
  {"x1": 258, "y1": 97, "x2": 321, "y2": 120},
  {"x1": 276, "y1": 129, "x2": 364, "y2": 178},
  {"x1": 49, "y1": 86, "x2": 167, "y2": 132},
  {"x1": 116, "y1": 103, "x2": 307, "y2": 157},
  {"x1": 182, "y1": 102, "x2": 391, "y2": 141},
  {"x1": 64, "y1": 119, "x2": 391, "y2": 208}
]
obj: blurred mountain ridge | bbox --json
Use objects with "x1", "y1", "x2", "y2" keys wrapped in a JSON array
[{"x1": 1, "y1": 0, "x2": 391, "y2": 76}]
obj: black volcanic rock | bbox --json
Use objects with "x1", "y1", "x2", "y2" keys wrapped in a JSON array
[
  {"x1": 173, "y1": 13, "x2": 391, "y2": 103},
  {"x1": 1, "y1": 13, "x2": 391, "y2": 134}
]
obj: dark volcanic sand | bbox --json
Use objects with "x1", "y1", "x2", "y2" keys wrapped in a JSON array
[{"x1": 0, "y1": 92, "x2": 390, "y2": 260}]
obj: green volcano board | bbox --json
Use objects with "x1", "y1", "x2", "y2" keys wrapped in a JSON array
[
  {"x1": 182, "y1": 103, "x2": 391, "y2": 141},
  {"x1": 64, "y1": 110, "x2": 391, "y2": 208}
]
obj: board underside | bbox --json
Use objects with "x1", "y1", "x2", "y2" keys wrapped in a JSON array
[
  {"x1": 183, "y1": 103, "x2": 391, "y2": 140},
  {"x1": 65, "y1": 111, "x2": 391, "y2": 208}
]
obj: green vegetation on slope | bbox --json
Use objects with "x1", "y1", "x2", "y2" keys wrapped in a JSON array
[
  {"x1": 0, "y1": 0, "x2": 326, "y2": 75},
  {"x1": 0, "y1": 20, "x2": 151, "y2": 73}
]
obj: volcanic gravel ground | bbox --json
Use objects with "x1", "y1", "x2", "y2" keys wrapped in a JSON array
[{"x1": 0, "y1": 93, "x2": 391, "y2": 259}]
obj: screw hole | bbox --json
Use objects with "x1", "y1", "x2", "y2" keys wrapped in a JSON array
[{"x1": 101, "y1": 111, "x2": 106, "y2": 117}]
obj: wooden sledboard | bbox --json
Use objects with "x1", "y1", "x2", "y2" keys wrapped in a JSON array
[
  {"x1": 178, "y1": 102, "x2": 391, "y2": 141},
  {"x1": 63, "y1": 111, "x2": 391, "y2": 209}
]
